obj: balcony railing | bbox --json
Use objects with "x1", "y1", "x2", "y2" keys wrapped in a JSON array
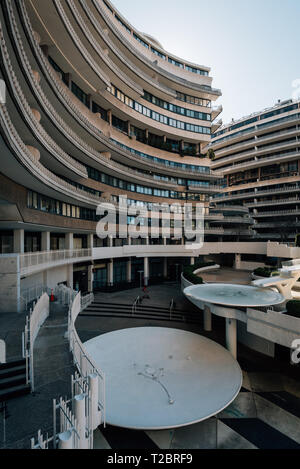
[{"x1": 20, "y1": 249, "x2": 92, "y2": 274}]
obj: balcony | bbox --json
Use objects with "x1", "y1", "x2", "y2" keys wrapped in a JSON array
[
  {"x1": 212, "y1": 113, "x2": 300, "y2": 149},
  {"x1": 20, "y1": 249, "x2": 92, "y2": 276},
  {"x1": 254, "y1": 209, "x2": 300, "y2": 218},
  {"x1": 212, "y1": 139, "x2": 299, "y2": 170},
  {"x1": 211, "y1": 105, "x2": 223, "y2": 121},
  {"x1": 248, "y1": 197, "x2": 299, "y2": 208},
  {"x1": 213, "y1": 127, "x2": 300, "y2": 161}
]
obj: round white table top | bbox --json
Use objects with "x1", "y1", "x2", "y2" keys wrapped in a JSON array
[
  {"x1": 184, "y1": 283, "x2": 284, "y2": 308},
  {"x1": 84, "y1": 327, "x2": 242, "y2": 430}
]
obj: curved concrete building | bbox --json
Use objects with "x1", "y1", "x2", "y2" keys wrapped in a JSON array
[{"x1": 0, "y1": 0, "x2": 227, "y2": 312}]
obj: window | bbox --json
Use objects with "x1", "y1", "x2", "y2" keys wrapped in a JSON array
[
  {"x1": 168, "y1": 58, "x2": 184, "y2": 68},
  {"x1": 71, "y1": 82, "x2": 90, "y2": 108}
]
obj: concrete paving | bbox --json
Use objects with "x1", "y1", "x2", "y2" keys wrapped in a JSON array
[
  {"x1": 0, "y1": 302, "x2": 74, "y2": 449},
  {"x1": 0, "y1": 281, "x2": 299, "y2": 449},
  {"x1": 201, "y1": 268, "x2": 252, "y2": 285}
]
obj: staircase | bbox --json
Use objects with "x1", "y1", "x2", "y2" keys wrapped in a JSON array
[
  {"x1": 0, "y1": 359, "x2": 30, "y2": 402},
  {"x1": 80, "y1": 301, "x2": 202, "y2": 325}
]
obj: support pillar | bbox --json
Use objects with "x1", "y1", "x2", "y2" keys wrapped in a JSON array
[
  {"x1": 144, "y1": 257, "x2": 149, "y2": 287},
  {"x1": 126, "y1": 258, "x2": 132, "y2": 283},
  {"x1": 163, "y1": 257, "x2": 168, "y2": 279},
  {"x1": 13, "y1": 229, "x2": 24, "y2": 254},
  {"x1": 226, "y1": 318, "x2": 237, "y2": 359},
  {"x1": 74, "y1": 394, "x2": 88, "y2": 449},
  {"x1": 41, "y1": 232, "x2": 50, "y2": 252},
  {"x1": 234, "y1": 254, "x2": 241, "y2": 270},
  {"x1": 190, "y1": 257, "x2": 195, "y2": 266},
  {"x1": 204, "y1": 306, "x2": 212, "y2": 332},
  {"x1": 67, "y1": 265, "x2": 73, "y2": 290},
  {"x1": 107, "y1": 259, "x2": 114, "y2": 286},
  {"x1": 88, "y1": 265, "x2": 93, "y2": 293},
  {"x1": 87, "y1": 234, "x2": 94, "y2": 250},
  {"x1": 65, "y1": 233, "x2": 74, "y2": 251}
]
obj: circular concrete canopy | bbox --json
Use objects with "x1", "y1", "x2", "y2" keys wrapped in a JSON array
[
  {"x1": 84, "y1": 327, "x2": 242, "y2": 430},
  {"x1": 184, "y1": 284, "x2": 284, "y2": 308}
]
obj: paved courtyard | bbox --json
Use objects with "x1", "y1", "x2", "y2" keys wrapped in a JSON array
[
  {"x1": 0, "y1": 280, "x2": 299, "y2": 449},
  {"x1": 201, "y1": 268, "x2": 252, "y2": 285}
]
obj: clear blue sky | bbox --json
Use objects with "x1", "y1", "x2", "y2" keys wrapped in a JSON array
[{"x1": 112, "y1": 0, "x2": 300, "y2": 124}]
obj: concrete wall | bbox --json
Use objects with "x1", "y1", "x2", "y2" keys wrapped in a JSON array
[
  {"x1": 0, "y1": 255, "x2": 20, "y2": 313},
  {"x1": 238, "y1": 322, "x2": 275, "y2": 358}
]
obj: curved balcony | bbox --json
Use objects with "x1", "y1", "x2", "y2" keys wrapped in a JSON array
[
  {"x1": 91, "y1": 0, "x2": 221, "y2": 98},
  {"x1": 0, "y1": 103, "x2": 113, "y2": 209},
  {"x1": 15, "y1": 1, "x2": 217, "y2": 185},
  {"x1": 54, "y1": 0, "x2": 143, "y2": 96},
  {"x1": 68, "y1": 0, "x2": 176, "y2": 99},
  {"x1": 20, "y1": 248, "x2": 92, "y2": 277},
  {"x1": 0, "y1": 14, "x2": 88, "y2": 181}
]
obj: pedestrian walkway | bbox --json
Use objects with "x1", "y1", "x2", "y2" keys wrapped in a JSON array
[{"x1": 0, "y1": 302, "x2": 73, "y2": 449}]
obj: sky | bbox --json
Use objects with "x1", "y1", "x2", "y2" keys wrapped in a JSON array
[{"x1": 112, "y1": 0, "x2": 300, "y2": 124}]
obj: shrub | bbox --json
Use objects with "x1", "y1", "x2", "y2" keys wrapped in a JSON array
[
  {"x1": 286, "y1": 300, "x2": 300, "y2": 318},
  {"x1": 254, "y1": 267, "x2": 276, "y2": 278},
  {"x1": 183, "y1": 262, "x2": 215, "y2": 285}
]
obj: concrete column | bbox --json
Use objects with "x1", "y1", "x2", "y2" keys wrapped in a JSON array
[
  {"x1": 107, "y1": 259, "x2": 114, "y2": 286},
  {"x1": 234, "y1": 253, "x2": 241, "y2": 270},
  {"x1": 0, "y1": 255, "x2": 21, "y2": 313},
  {"x1": 74, "y1": 394, "x2": 88, "y2": 450},
  {"x1": 107, "y1": 110, "x2": 112, "y2": 126},
  {"x1": 144, "y1": 257, "x2": 149, "y2": 287},
  {"x1": 41, "y1": 232, "x2": 50, "y2": 252},
  {"x1": 127, "y1": 258, "x2": 132, "y2": 283},
  {"x1": 163, "y1": 258, "x2": 168, "y2": 278},
  {"x1": 0, "y1": 340, "x2": 6, "y2": 364},
  {"x1": 87, "y1": 234, "x2": 94, "y2": 250},
  {"x1": 67, "y1": 265, "x2": 73, "y2": 290},
  {"x1": 65, "y1": 233, "x2": 74, "y2": 251},
  {"x1": 204, "y1": 306, "x2": 212, "y2": 332},
  {"x1": 226, "y1": 318, "x2": 237, "y2": 359},
  {"x1": 58, "y1": 430, "x2": 73, "y2": 450},
  {"x1": 190, "y1": 257, "x2": 195, "y2": 266},
  {"x1": 88, "y1": 265, "x2": 93, "y2": 293},
  {"x1": 89, "y1": 374, "x2": 101, "y2": 431},
  {"x1": 13, "y1": 229, "x2": 24, "y2": 254}
]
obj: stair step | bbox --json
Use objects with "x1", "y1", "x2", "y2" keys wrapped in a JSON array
[
  {"x1": 0, "y1": 364, "x2": 27, "y2": 380},
  {"x1": 82, "y1": 309, "x2": 184, "y2": 318},
  {"x1": 90, "y1": 302, "x2": 189, "y2": 313},
  {"x1": 0, "y1": 384, "x2": 31, "y2": 402},
  {"x1": 80, "y1": 312, "x2": 202, "y2": 324},
  {"x1": 0, "y1": 359, "x2": 26, "y2": 371},
  {"x1": 86, "y1": 305, "x2": 193, "y2": 315},
  {"x1": 0, "y1": 374, "x2": 27, "y2": 390},
  {"x1": 85, "y1": 307, "x2": 198, "y2": 318}
]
